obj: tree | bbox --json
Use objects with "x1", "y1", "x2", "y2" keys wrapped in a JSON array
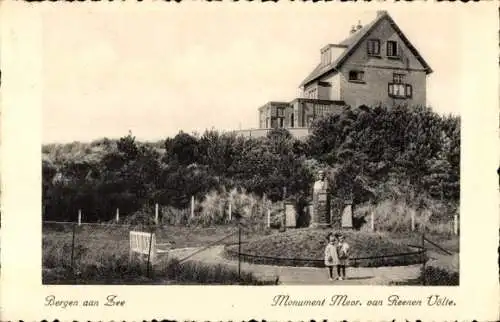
[{"x1": 165, "y1": 131, "x2": 200, "y2": 165}]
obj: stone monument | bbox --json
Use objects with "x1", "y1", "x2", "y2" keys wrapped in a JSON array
[
  {"x1": 341, "y1": 200, "x2": 353, "y2": 229},
  {"x1": 310, "y1": 170, "x2": 331, "y2": 227},
  {"x1": 284, "y1": 202, "x2": 297, "y2": 228}
]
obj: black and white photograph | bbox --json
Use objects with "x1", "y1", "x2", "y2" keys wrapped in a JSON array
[
  {"x1": 40, "y1": 7, "x2": 461, "y2": 286},
  {"x1": 1, "y1": 2, "x2": 499, "y2": 321}
]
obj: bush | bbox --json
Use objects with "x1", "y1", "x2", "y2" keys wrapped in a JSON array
[
  {"x1": 390, "y1": 253, "x2": 459, "y2": 286},
  {"x1": 422, "y1": 265, "x2": 459, "y2": 286},
  {"x1": 423, "y1": 254, "x2": 459, "y2": 285},
  {"x1": 160, "y1": 206, "x2": 191, "y2": 226}
]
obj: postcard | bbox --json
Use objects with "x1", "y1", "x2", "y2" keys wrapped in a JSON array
[{"x1": 0, "y1": 1, "x2": 499, "y2": 321}]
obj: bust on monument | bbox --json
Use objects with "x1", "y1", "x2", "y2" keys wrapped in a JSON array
[
  {"x1": 311, "y1": 170, "x2": 331, "y2": 227},
  {"x1": 313, "y1": 170, "x2": 328, "y2": 193}
]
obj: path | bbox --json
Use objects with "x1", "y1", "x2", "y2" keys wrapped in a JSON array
[{"x1": 167, "y1": 245, "x2": 422, "y2": 285}]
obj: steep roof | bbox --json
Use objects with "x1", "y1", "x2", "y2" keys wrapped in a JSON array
[{"x1": 300, "y1": 11, "x2": 433, "y2": 88}]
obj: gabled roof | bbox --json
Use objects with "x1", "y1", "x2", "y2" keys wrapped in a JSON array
[{"x1": 300, "y1": 11, "x2": 433, "y2": 88}]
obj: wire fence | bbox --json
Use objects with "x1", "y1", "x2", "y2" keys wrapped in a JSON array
[
  {"x1": 43, "y1": 213, "x2": 456, "y2": 285},
  {"x1": 42, "y1": 220, "x2": 246, "y2": 283}
]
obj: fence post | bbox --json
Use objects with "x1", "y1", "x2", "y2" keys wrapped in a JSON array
[
  {"x1": 116, "y1": 208, "x2": 120, "y2": 223},
  {"x1": 263, "y1": 193, "x2": 269, "y2": 228},
  {"x1": 370, "y1": 211, "x2": 375, "y2": 231},
  {"x1": 70, "y1": 223, "x2": 76, "y2": 278},
  {"x1": 146, "y1": 230, "x2": 155, "y2": 278},
  {"x1": 155, "y1": 203, "x2": 159, "y2": 225},
  {"x1": 281, "y1": 187, "x2": 287, "y2": 231},
  {"x1": 77, "y1": 209, "x2": 82, "y2": 226},
  {"x1": 453, "y1": 214, "x2": 458, "y2": 235},
  {"x1": 411, "y1": 210, "x2": 415, "y2": 232},
  {"x1": 238, "y1": 221, "x2": 241, "y2": 282},
  {"x1": 191, "y1": 196, "x2": 195, "y2": 219},
  {"x1": 421, "y1": 231, "x2": 426, "y2": 286}
]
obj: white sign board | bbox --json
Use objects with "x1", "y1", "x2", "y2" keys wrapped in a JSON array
[{"x1": 129, "y1": 231, "x2": 157, "y2": 264}]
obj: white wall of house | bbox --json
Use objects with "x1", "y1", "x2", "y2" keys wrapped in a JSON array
[{"x1": 320, "y1": 73, "x2": 341, "y2": 101}]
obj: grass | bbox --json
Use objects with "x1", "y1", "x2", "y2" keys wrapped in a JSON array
[
  {"x1": 42, "y1": 222, "x2": 459, "y2": 283},
  {"x1": 42, "y1": 224, "x2": 275, "y2": 285},
  {"x1": 224, "y1": 228, "x2": 426, "y2": 267},
  {"x1": 43, "y1": 257, "x2": 273, "y2": 285},
  {"x1": 355, "y1": 199, "x2": 458, "y2": 236}
]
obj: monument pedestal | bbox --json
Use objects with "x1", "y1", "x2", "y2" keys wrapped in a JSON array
[{"x1": 310, "y1": 191, "x2": 330, "y2": 228}]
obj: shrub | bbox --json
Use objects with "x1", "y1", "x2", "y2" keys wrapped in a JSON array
[
  {"x1": 160, "y1": 206, "x2": 191, "y2": 226},
  {"x1": 423, "y1": 254, "x2": 459, "y2": 285},
  {"x1": 390, "y1": 253, "x2": 459, "y2": 286},
  {"x1": 422, "y1": 265, "x2": 459, "y2": 286}
]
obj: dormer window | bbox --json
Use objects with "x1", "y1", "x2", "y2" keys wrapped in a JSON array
[
  {"x1": 387, "y1": 41, "x2": 399, "y2": 58},
  {"x1": 348, "y1": 70, "x2": 365, "y2": 83},
  {"x1": 367, "y1": 39, "x2": 380, "y2": 56},
  {"x1": 321, "y1": 48, "x2": 332, "y2": 66}
]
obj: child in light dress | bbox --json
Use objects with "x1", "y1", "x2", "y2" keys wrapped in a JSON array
[{"x1": 324, "y1": 233, "x2": 339, "y2": 281}]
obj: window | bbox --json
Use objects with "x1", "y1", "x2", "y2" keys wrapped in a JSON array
[
  {"x1": 388, "y1": 83, "x2": 412, "y2": 98},
  {"x1": 315, "y1": 105, "x2": 330, "y2": 117},
  {"x1": 367, "y1": 39, "x2": 380, "y2": 56},
  {"x1": 349, "y1": 70, "x2": 365, "y2": 82},
  {"x1": 393, "y1": 73, "x2": 405, "y2": 84},
  {"x1": 405, "y1": 84, "x2": 412, "y2": 98},
  {"x1": 387, "y1": 41, "x2": 399, "y2": 57},
  {"x1": 389, "y1": 73, "x2": 412, "y2": 98}
]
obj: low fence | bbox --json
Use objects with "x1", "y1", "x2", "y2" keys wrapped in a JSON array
[
  {"x1": 223, "y1": 245, "x2": 426, "y2": 268},
  {"x1": 42, "y1": 220, "x2": 247, "y2": 283}
]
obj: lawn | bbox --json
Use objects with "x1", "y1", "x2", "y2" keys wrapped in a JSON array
[
  {"x1": 42, "y1": 223, "x2": 274, "y2": 285},
  {"x1": 42, "y1": 223, "x2": 459, "y2": 283}
]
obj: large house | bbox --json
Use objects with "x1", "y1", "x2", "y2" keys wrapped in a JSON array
[{"x1": 250, "y1": 10, "x2": 432, "y2": 137}]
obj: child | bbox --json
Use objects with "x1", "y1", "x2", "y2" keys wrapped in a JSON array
[
  {"x1": 336, "y1": 234, "x2": 350, "y2": 280},
  {"x1": 324, "y1": 233, "x2": 339, "y2": 281}
]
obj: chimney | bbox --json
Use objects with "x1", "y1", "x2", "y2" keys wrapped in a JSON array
[
  {"x1": 377, "y1": 10, "x2": 388, "y2": 17},
  {"x1": 356, "y1": 20, "x2": 362, "y2": 31},
  {"x1": 350, "y1": 25, "x2": 356, "y2": 34}
]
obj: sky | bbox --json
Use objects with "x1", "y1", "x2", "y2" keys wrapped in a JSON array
[{"x1": 41, "y1": 4, "x2": 465, "y2": 144}]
